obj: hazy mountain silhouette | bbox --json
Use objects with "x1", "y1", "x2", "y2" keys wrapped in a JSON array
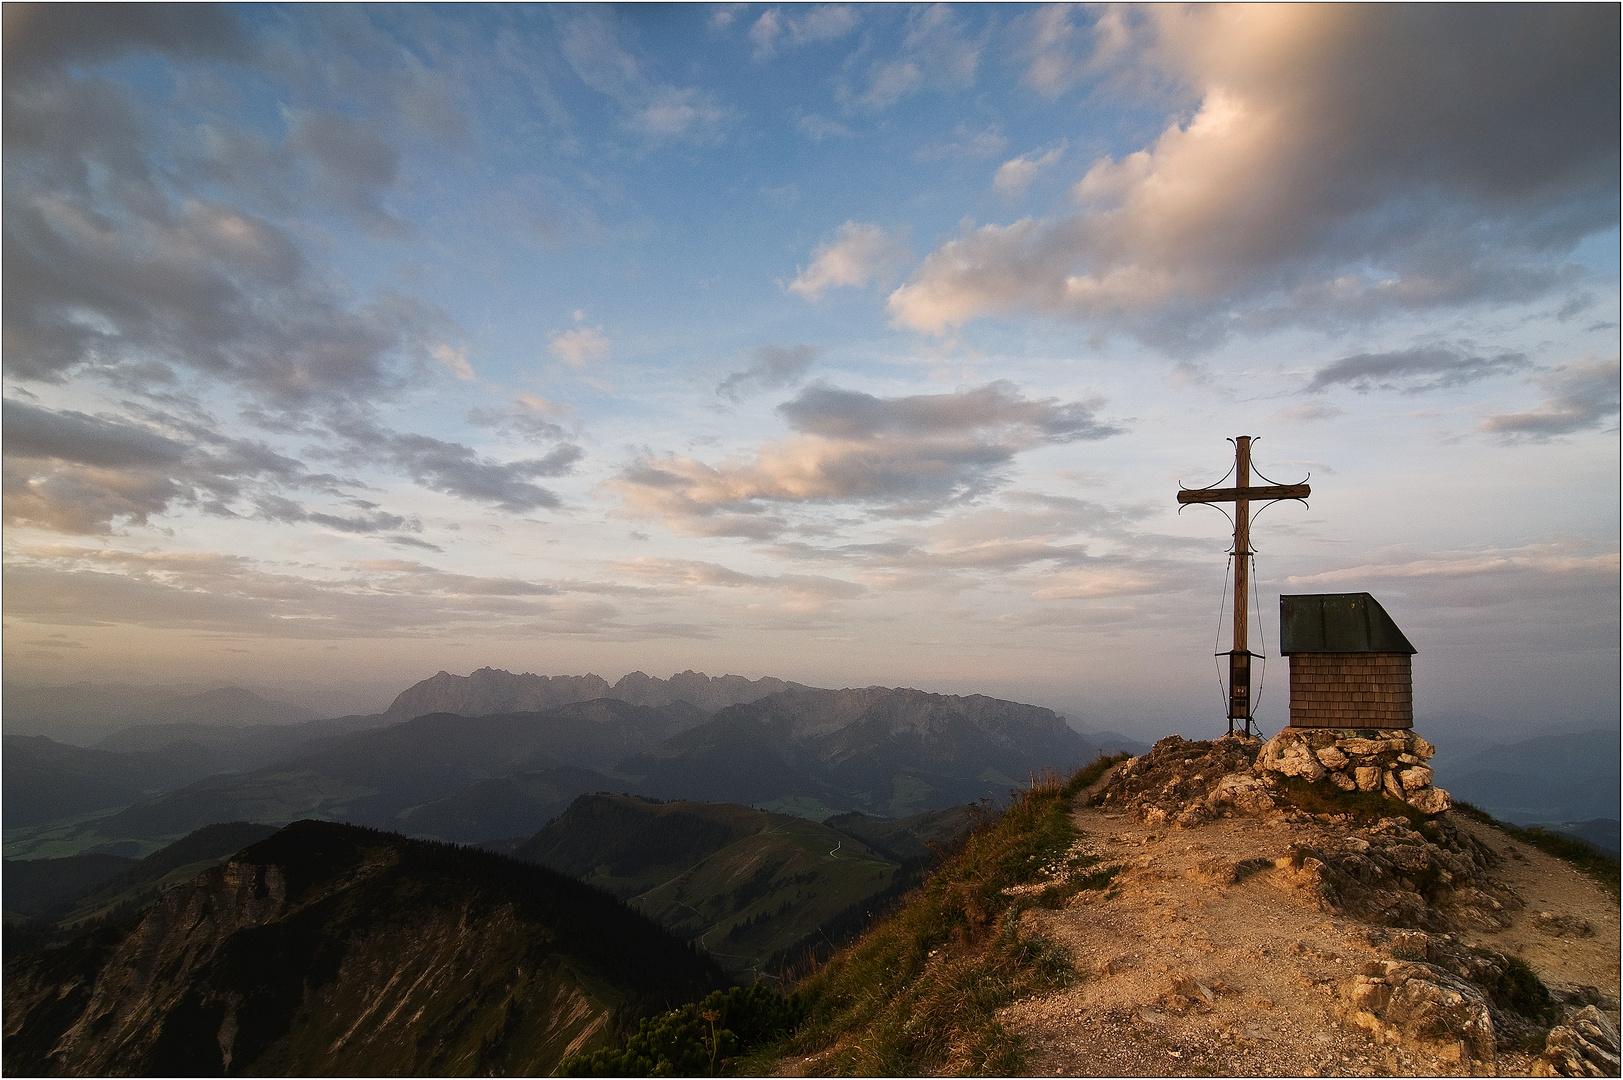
[{"x1": 617, "y1": 686, "x2": 1109, "y2": 819}]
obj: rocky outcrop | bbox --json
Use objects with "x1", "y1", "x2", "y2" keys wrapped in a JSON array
[
  {"x1": 1094, "y1": 735, "x2": 1515, "y2": 933},
  {"x1": 1255, "y1": 727, "x2": 1450, "y2": 815}
]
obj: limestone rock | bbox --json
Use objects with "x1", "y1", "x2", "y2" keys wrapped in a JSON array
[
  {"x1": 1205, "y1": 773, "x2": 1276, "y2": 816},
  {"x1": 1354, "y1": 766, "x2": 1381, "y2": 791},
  {"x1": 1315, "y1": 746, "x2": 1350, "y2": 770},
  {"x1": 1405, "y1": 787, "x2": 1450, "y2": 815},
  {"x1": 1345, "y1": 960, "x2": 1497, "y2": 1067},
  {"x1": 1534, "y1": 911, "x2": 1596, "y2": 939},
  {"x1": 1399, "y1": 765, "x2": 1434, "y2": 790},
  {"x1": 1533, "y1": 1006, "x2": 1622, "y2": 1076},
  {"x1": 1264, "y1": 735, "x2": 1327, "y2": 781}
]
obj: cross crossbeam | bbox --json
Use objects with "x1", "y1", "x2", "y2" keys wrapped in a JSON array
[{"x1": 1177, "y1": 436, "x2": 1310, "y2": 735}]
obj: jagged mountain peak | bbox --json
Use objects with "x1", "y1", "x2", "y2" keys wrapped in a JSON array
[{"x1": 383, "y1": 666, "x2": 815, "y2": 720}]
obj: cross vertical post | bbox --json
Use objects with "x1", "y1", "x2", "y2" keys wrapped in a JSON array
[
  {"x1": 1230, "y1": 436, "x2": 1251, "y2": 734},
  {"x1": 1177, "y1": 436, "x2": 1310, "y2": 736}
]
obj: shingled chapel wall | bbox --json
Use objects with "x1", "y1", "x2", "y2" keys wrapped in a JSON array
[{"x1": 1288, "y1": 653, "x2": 1413, "y2": 729}]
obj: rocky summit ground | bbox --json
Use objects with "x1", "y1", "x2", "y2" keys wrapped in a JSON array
[{"x1": 997, "y1": 735, "x2": 1620, "y2": 1077}]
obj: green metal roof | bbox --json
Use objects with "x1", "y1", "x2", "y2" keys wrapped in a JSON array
[{"x1": 1279, "y1": 593, "x2": 1416, "y2": 655}]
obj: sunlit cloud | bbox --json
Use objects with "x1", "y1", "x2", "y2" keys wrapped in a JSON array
[{"x1": 788, "y1": 223, "x2": 911, "y2": 301}]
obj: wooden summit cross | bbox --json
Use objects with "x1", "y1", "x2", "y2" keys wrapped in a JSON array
[{"x1": 1177, "y1": 436, "x2": 1310, "y2": 736}]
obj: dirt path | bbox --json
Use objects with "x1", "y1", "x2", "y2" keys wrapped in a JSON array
[
  {"x1": 1450, "y1": 816, "x2": 1620, "y2": 1004},
  {"x1": 999, "y1": 800, "x2": 1620, "y2": 1076}
]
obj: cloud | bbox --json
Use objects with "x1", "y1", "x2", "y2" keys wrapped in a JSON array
[
  {"x1": 1480, "y1": 358, "x2": 1621, "y2": 439},
  {"x1": 915, "y1": 123, "x2": 1008, "y2": 162},
  {"x1": 993, "y1": 144, "x2": 1065, "y2": 196},
  {"x1": 617, "y1": 556, "x2": 864, "y2": 612},
  {"x1": 749, "y1": 5, "x2": 859, "y2": 61},
  {"x1": 716, "y1": 344, "x2": 817, "y2": 401},
  {"x1": 3, "y1": 76, "x2": 450, "y2": 405},
  {"x1": 1, "y1": 548, "x2": 623, "y2": 640},
  {"x1": 334, "y1": 418, "x2": 583, "y2": 514},
  {"x1": 560, "y1": 12, "x2": 730, "y2": 142},
  {"x1": 286, "y1": 110, "x2": 405, "y2": 235},
  {"x1": 796, "y1": 114, "x2": 851, "y2": 142},
  {"x1": 549, "y1": 323, "x2": 610, "y2": 367},
  {"x1": 465, "y1": 394, "x2": 571, "y2": 441},
  {"x1": 788, "y1": 223, "x2": 910, "y2": 301},
  {"x1": 1284, "y1": 541, "x2": 1620, "y2": 616},
  {"x1": 1, "y1": 3, "x2": 253, "y2": 86},
  {"x1": 1274, "y1": 402, "x2": 1344, "y2": 425},
  {"x1": 845, "y1": 4, "x2": 980, "y2": 109},
  {"x1": 432, "y1": 344, "x2": 475, "y2": 381},
  {"x1": 0, "y1": 399, "x2": 338, "y2": 534},
  {"x1": 888, "y1": 6, "x2": 1619, "y2": 344},
  {"x1": 613, "y1": 381, "x2": 1123, "y2": 537},
  {"x1": 1306, "y1": 346, "x2": 1530, "y2": 394}
]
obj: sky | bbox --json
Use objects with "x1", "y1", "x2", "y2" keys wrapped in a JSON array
[{"x1": 3, "y1": 3, "x2": 1619, "y2": 739}]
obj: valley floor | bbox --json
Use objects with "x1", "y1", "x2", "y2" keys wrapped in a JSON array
[{"x1": 998, "y1": 798, "x2": 1620, "y2": 1076}]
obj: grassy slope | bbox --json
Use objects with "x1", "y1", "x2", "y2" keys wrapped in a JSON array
[
  {"x1": 753, "y1": 756, "x2": 1127, "y2": 1076},
  {"x1": 519, "y1": 796, "x2": 910, "y2": 975},
  {"x1": 634, "y1": 818, "x2": 899, "y2": 972}
]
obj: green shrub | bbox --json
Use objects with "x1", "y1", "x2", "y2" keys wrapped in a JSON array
[{"x1": 557, "y1": 984, "x2": 802, "y2": 1077}]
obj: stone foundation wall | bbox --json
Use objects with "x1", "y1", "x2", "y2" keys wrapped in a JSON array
[
  {"x1": 1257, "y1": 727, "x2": 1450, "y2": 815},
  {"x1": 1288, "y1": 653, "x2": 1413, "y2": 728}
]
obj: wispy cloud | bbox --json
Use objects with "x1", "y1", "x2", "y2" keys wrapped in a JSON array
[
  {"x1": 560, "y1": 11, "x2": 730, "y2": 143},
  {"x1": 613, "y1": 381, "x2": 1123, "y2": 538},
  {"x1": 748, "y1": 5, "x2": 859, "y2": 62},
  {"x1": 1480, "y1": 358, "x2": 1621, "y2": 439},
  {"x1": 1305, "y1": 346, "x2": 1529, "y2": 394}
]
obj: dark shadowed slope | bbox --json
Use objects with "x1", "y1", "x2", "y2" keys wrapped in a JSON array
[
  {"x1": 3, "y1": 820, "x2": 726, "y2": 1077},
  {"x1": 69, "y1": 699, "x2": 704, "y2": 848},
  {"x1": 3, "y1": 855, "x2": 136, "y2": 922},
  {"x1": 2, "y1": 737, "x2": 202, "y2": 828}
]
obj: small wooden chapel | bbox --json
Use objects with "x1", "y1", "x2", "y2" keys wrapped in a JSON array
[{"x1": 1279, "y1": 592, "x2": 1417, "y2": 730}]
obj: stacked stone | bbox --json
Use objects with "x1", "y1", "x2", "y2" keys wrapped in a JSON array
[{"x1": 1256, "y1": 728, "x2": 1450, "y2": 815}]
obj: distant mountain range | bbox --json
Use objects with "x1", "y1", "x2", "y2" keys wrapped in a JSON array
[
  {"x1": 4, "y1": 821, "x2": 725, "y2": 1076},
  {"x1": 383, "y1": 667, "x2": 813, "y2": 720},
  {"x1": 8, "y1": 674, "x2": 1139, "y2": 859},
  {"x1": 1429, "y1": 727, "x2": 1620, "y2": 849},
  {"x1": 3, "y1": 685, "x2": 322, "y2": 745}
]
